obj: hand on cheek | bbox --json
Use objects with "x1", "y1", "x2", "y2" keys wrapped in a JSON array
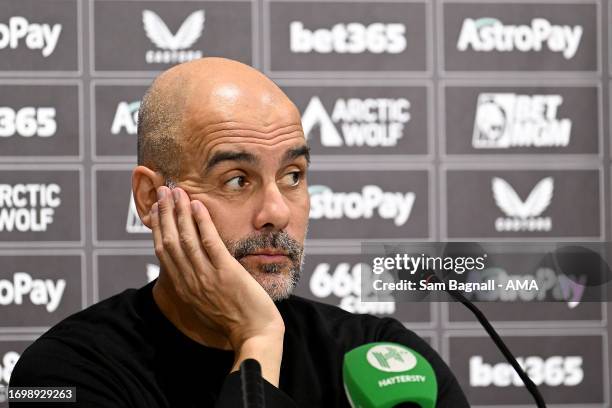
[{"x1": 149, "y1": 186, "x2": 285, "y2": 385}]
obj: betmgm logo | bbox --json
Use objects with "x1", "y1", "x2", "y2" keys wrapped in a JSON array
[
  {"x1": 0, "y1": 351, "x2": 20, "y2": 402},
  {"x1": 367, "y1": 344, "x2": 416, "y2": 373},
  {"x1": 111, "y1": 101, "x2": 140, "y2": 135},
  {"x1": 301, "y1": 96, "x2": 411, "y2": 148},
  {"x1": 142, "y1": 9, "x2": 204, "y2": 64},
  {"x1": 470, "y1": 355, "x2": 584, "y2": 387},
  {"x1": 0, "y1": 16, "x2": 62, "y2": 57},
  {"x1": 473, "y1": 93, "x2": 571, "y2": 149},
  {"x1": 492, "y1": 177, "x2": 553, "y2": 232},
  {"x1": 457, "y1": 17, "x2": 583, "y2": 60},
  {"x1": 309, "y1": 261, "x2": 395, "y2": 314}
]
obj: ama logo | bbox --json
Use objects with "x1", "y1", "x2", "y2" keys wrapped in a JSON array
[
  {"x1": 301, "y1": 96, "x2": 411, "y2": 148},
  {"x1": 473, "y1": 93, "x2": 571, "y2": 149},
  {"x1": 111, "y1": 101, "x2": 140, "y2": 135},
  {"x1": 142, "y1": 10, "x2": 204, "y2": 64},
  {"x1": 492, "y1": 177, "x2": 553, "y2": 232}
]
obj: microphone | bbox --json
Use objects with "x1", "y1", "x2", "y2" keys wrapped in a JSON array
[
  {"x1": 240, "y1": 359, "x2": 265, "y2": 408},
  {"x1": 424, "y1": 271, "x2": 546, "y2": 408},
  {"x1": 343, "y1": 342, "x2": 437, "y2": 408}
]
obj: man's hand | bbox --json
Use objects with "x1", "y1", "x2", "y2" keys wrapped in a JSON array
[{"x1": 149, "y1": 186, "x2": 285, "y2": 386}]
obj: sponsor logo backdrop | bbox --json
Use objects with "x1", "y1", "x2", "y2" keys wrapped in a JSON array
[{"x1": 0, "y1": 0, "x2": 610, "y2": 406}]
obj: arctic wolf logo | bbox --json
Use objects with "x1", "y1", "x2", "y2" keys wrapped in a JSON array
[
  {"x1": 301, "y1": 96, "x2": 410, "y2": 148},
  {"x1": 492, "y1": 177, "x2": 553, "y2": 232},
  {"x1": 142, "y1": 10, "x2": 204, "y2": 63}
]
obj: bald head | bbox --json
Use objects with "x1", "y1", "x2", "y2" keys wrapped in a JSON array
[{"x1": 137, "y1": 58, "x2": 299, "y2": 181}]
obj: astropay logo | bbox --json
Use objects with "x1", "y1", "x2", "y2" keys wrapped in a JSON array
[
  {"x1": 301, "y1": 96, "x2": 410, "y2": 148},
  {"x1": 473, "y1": 93, "x2": 571, "y2": 149},
  {"x1": 492, "y1": 177, "x2": 553, "y2": 232},
  {"x1": 470, "y1": 355, "x2": 584, "y2": 387},
  {"x1": 111, "y1": 100, "x2": 140, "y2": 135},
  {"x1": 468, "y1": 266, "x2": 586, "y2": 309},
  {"x1": 0, "y1": 183, "x2": 61, "y2": 232},
  {"x1": 126, "y1": 194, "x2": 150, "y2": 234},
  {"x1": 309, "y1": 262, "x2": 395, "y2": 315},
  {"x1": 143, "y1": 9, "x2": 204, "y2": 64},
  {"x1": 457, "y1": 18, "x2": 583, "y2": 59},
  {"x1": 290, "y1": 21, "x2": 406, "y2": 54},
  {"x1": 0, "y1": 16, "x2": 62, "y2": 57},
  {"x1": 0, "y1": 272, "x2": 66, "y2": 313},
  {"x1": 308, "y1": 185, "x2": 415, "y2": 226}
]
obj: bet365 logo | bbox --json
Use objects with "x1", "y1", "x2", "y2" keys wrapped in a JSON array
[
  {"x1": 309, "y1": 262, "x2": 395, "y2": 315},
  {"x1": 470, "y1": 355, "x2": 583, "y2": 387},
  {"x1": 290, "y1": 21, "x2": 406, "y2": 54},
  {"x1": 0, "y1": 107, "x2": 56, "y2": 137}
]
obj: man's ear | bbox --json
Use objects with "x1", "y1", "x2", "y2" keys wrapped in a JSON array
[{"x1": 132, "y1": 166, "x2": 165, "y2": 228}]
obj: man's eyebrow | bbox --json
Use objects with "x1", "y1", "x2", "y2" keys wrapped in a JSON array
[
  {"x1": 282, "y1": 145, "x2": 310, "y2": 165},
  {"x1": 204, "y1": 150, "x2": 259, "y2": 173}
]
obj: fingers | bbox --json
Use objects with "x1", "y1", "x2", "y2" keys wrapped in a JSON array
[
  {"x1": 190, "y1": 199, "x2": 230, "y2": 266},
  {"x1": 150, "y1": 201, "x2": 181, "y2": 287},
  {"x1": 155, "y1": 186, "x2": 197, "y2": 290},
  {"x1": 172, "y1": 188, "x2": 211, "y2": 273}
]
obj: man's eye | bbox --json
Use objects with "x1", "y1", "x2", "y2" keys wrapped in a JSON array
[
  {"x1": 225, "y1": 175, "x2": 247, "y2": 190},
  {"x1": 281, "y1": 171, "x2": 302, "y2": 187}
]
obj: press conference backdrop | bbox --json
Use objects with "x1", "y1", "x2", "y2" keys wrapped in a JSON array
[{"x1": 0, "y1": 0, "x2": 610, "y2": 406}]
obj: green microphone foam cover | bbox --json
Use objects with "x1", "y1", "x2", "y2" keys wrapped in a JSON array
[{"x1": 343, "y1": 342, "x2": 437, "y2": 408}]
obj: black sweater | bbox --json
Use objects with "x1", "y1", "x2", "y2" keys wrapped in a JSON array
[{"x1": 10, "y1": 280, "x2": 469, "y2": 407}]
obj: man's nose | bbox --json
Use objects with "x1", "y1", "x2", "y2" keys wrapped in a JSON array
[{"x1": 253, "y1": 182, "x2": 291, "y2": 232}]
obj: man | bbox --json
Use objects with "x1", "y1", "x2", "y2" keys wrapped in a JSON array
[{"x1": 10, "y1": 58, "x2": 469, "y2": 407}]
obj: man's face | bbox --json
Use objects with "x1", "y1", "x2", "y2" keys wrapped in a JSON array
[{"x1": 172, "y1": 84, "x2": 310, "y2": 301}]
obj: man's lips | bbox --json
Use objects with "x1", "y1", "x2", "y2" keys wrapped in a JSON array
[{"x1": 242, "y1": 250, "x2": 289, "y2": 262}]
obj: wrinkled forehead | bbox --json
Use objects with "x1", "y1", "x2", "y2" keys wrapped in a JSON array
[{"x1": 181, "y1": 81, "x2": 305, "y2": 165}]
